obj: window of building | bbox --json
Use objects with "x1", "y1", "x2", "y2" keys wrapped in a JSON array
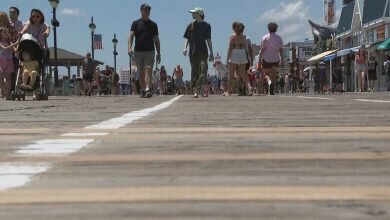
[{"x1": 368, "y1": 29, "x2": 374, "y2": 44}]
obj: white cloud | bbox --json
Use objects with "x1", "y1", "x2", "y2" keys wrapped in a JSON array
[
  {"x1": 257, "y1": 0, "x2": 312, "y2": 43},
  {"x1": 60, "y1": 8, "x2": 85, "y2": 16}
]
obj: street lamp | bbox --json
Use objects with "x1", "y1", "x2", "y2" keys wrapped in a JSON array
[
  {"x1": 88, "y1": 17, "x2": 96, "y2": 59},
  {"x1": 112, "y1": 34, "x2": 118, "y2": 73},
  {"x1": 49, "y1": 0, "x2": 60, "y2": 87}
]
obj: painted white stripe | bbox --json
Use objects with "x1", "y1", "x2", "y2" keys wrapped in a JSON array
[
  {"x1": 354, "y1": 99, "x2": 390, "y2": 103},
  {"x1": 16, "y1": 139, "x2": 94, "y2": 156},
  {"x1": 4, "y1": 97, "x2": 182, "y2": 190},
  {"x1": 61, "y1": 133, "x2": 109, "y2": 137},
  {"x1": 0, "y1": 163, "x2": 50, "y2": 190},
  {"x1": 85, "y1": 96, "x2": 182, "y2": 129},
  {"x1": 296, "y1": 96, "x2": 335, "y2": 100}
]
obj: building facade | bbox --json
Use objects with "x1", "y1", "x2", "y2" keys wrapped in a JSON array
[{"x1": 336, "y1": 0, "x2": 390, "y2": 91}]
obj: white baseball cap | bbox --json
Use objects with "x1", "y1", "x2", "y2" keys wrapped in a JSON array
[{"x1": 189, "y1": 7, "x2": 204, "y2": 16}]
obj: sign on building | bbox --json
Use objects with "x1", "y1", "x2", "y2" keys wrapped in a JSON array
[{"x1": 298, "y1": 46, "x2": 315, "y2": 62}]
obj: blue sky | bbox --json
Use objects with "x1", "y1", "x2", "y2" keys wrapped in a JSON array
[{"x1": 1, "y1": 0, "x2": 342, "y2": 80}]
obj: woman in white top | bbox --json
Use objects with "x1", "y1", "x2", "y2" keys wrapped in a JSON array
[
  {"x1": 20, "y1": 9, "x2": 50, "y2": 99},
  {"x1": 226, "y1": 21, "x2": 252, "y2": 96},
  {"x1": 20, "y1": 9, "x2": 50, "y2": 49}
]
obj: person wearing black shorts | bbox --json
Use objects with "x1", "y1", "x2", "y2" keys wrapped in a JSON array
[
  {"x1": 82, "y1": 52, "x2": 95, "y2": 96},
  {"x1": 367, "y1": 56, "x2": 378, "y2": 92},
  {"x1": 128, "y1": 3, "x2": 161, "y2": 98}
]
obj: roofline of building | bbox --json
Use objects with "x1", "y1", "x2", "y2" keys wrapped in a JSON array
[{"x1": 362, "y1": 17, "x2": 390, "y2": 29}]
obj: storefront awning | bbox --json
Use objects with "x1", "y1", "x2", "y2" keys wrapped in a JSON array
[
  {"x1": 307, "y1": 49, "x2": 340, "y2": 62},
  {"x1": 323, "y1": 46, "x2": 360, "y2": 61},
  {"x1": 377, "y1": 38, "x2": 390, "y2": 50}
]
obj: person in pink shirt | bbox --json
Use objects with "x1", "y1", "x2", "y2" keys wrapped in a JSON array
[{"x1": 258, "y1": 22, "x2": 284, "y2": 95}]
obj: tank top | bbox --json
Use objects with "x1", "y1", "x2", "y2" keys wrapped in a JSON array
[
  {"x1": 28, "y1": 23, "x2": 47, "y2": 48},
  {"x1": 356, "y1": 55, "x2": 366, "y2": 65},
  {"x1": 174, "y1": 68, "x2": 183, "y2": 78}
]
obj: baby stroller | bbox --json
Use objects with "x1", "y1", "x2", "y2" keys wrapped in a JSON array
[
  {"x1": 98, "y1": 73, "x2": 112, "y2": 95},
  {"x1": 12, "y1": 34, "x2": 48, "y2": 101},
  {"x1": 166, "y1": 76, "x2": 174, "y2": 95}
]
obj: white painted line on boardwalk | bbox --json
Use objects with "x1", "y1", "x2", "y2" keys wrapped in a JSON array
[
  {"x1": 85, "y1": 96, "x2": 183, "y2": 129},
  {"x1": 16, "y1": 139, "x2": 94, "y2": 156},
  {"x1": 0, "y1": 163, "x2": 50, "y2": 190},
  {"x1": 354, "y1": 99, "x2": 390, "y2": 103},
  {"x1": 4, "y1": 97, "x2": 182, "y2": 190},
  {"x1": 296, "y1": 96, "x2": 335, "y2": 100},
  {"x1": 61, "y1": 133, "x2": 109, "y2": 137}
]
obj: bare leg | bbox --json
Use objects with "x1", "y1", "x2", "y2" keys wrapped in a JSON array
[
  {"x1": 82, "y1": 80, "x2": 89, "y2": 95},
  {"x1": 237, "y1": 64, "x2": 251, "y2": 91},
  {"x1": 361, "y1": 72, "x2": 365, "y2": 91},
  {"x1": 22, "y1": 70, "x2": 29, "y2": 85},
  {"x1": 144, "y1": 66, "x2": 152, "y2": 90},
  {"x1": 228, "y1": 63, "x2": 237, "y2": 94},
  {"x1": 29, "y1": 71, "x2": 37, "y2": 88}
]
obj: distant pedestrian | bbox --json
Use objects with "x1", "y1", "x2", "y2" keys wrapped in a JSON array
[
  {"x1": 258, "y1": 22, "x2": 284, "y2": 95},
  {"x1": 383, "y1": 55, "x2": 390, "y2": 91},
  {"x1": 81, "y1": 52, "x2": 95, "y2": 96},
  {"x1": 183, "y1": 7, "x2": 214, "y2": 98},
  {"x1": 152, "y1": 68, "x2": 159, "y2": 94},
  {"x1": 367, "y1": 56, "x2": 378, "y2": 92},
  {"x1": 128, "y1": 3, "x2": 161, "y2": 98},
  {"x1": 355, "y1": 48, "x2": 368, "y2": 92},
  {"x1": 226, "y1": 21, "x2": 252, "y2": 96},
  {"x1": 173, "y1": 64, "x2": 184, "y2": 95},
  {"x1": 159, "y1": 65, "x2": 167, "y2": 94}
]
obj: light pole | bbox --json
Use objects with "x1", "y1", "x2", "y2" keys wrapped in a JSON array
[
  {"x1": 88, "y1": 17, "x2": 96, "y2": 59},
  {"x1": 112, "y1": 34, "x2": 118, "y2": 73},
  {"x1": 49, "y1": 0, "x2": 60, "y2": 87}
]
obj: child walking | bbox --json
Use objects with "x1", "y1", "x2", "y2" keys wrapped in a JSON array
[{"x1": 0, "y1": 27, "x2": 18, "y2": 100}]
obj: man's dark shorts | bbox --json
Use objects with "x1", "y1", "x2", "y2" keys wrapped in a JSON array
[
  {"x1": 262, "y1": 60, "x2": 279, "y2": 69},
  {"x1": 83, "y1": 73, "x2": 93, "y2": 82}
]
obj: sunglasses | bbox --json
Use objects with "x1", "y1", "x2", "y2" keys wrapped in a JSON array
[{"x1": 32, "y1": 15, "x2": 41, "y2": 19}]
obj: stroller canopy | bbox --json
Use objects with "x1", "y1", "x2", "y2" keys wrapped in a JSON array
[{"x1": 17, "y1": 34, "x2": 43, "y2": 62}]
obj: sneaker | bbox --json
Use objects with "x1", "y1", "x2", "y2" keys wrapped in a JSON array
[
  {"x1": 193, "y1": 93, "x2": 199, "y2": 98},
  {"x1": 145, "y1": 89, "x2": 153, "y2": 98},
  {"x1": 139, "y1": 90, "x2": 146, "y2": 98}
]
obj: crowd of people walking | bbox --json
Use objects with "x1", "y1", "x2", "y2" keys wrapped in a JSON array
[{"x1": 2, "y1": 3, "x2": 390, "y2": 101}]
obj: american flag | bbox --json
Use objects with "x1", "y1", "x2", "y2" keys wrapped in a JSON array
[{"x1": 94, "y1": 34, "x2": 103, "y2": 50}]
